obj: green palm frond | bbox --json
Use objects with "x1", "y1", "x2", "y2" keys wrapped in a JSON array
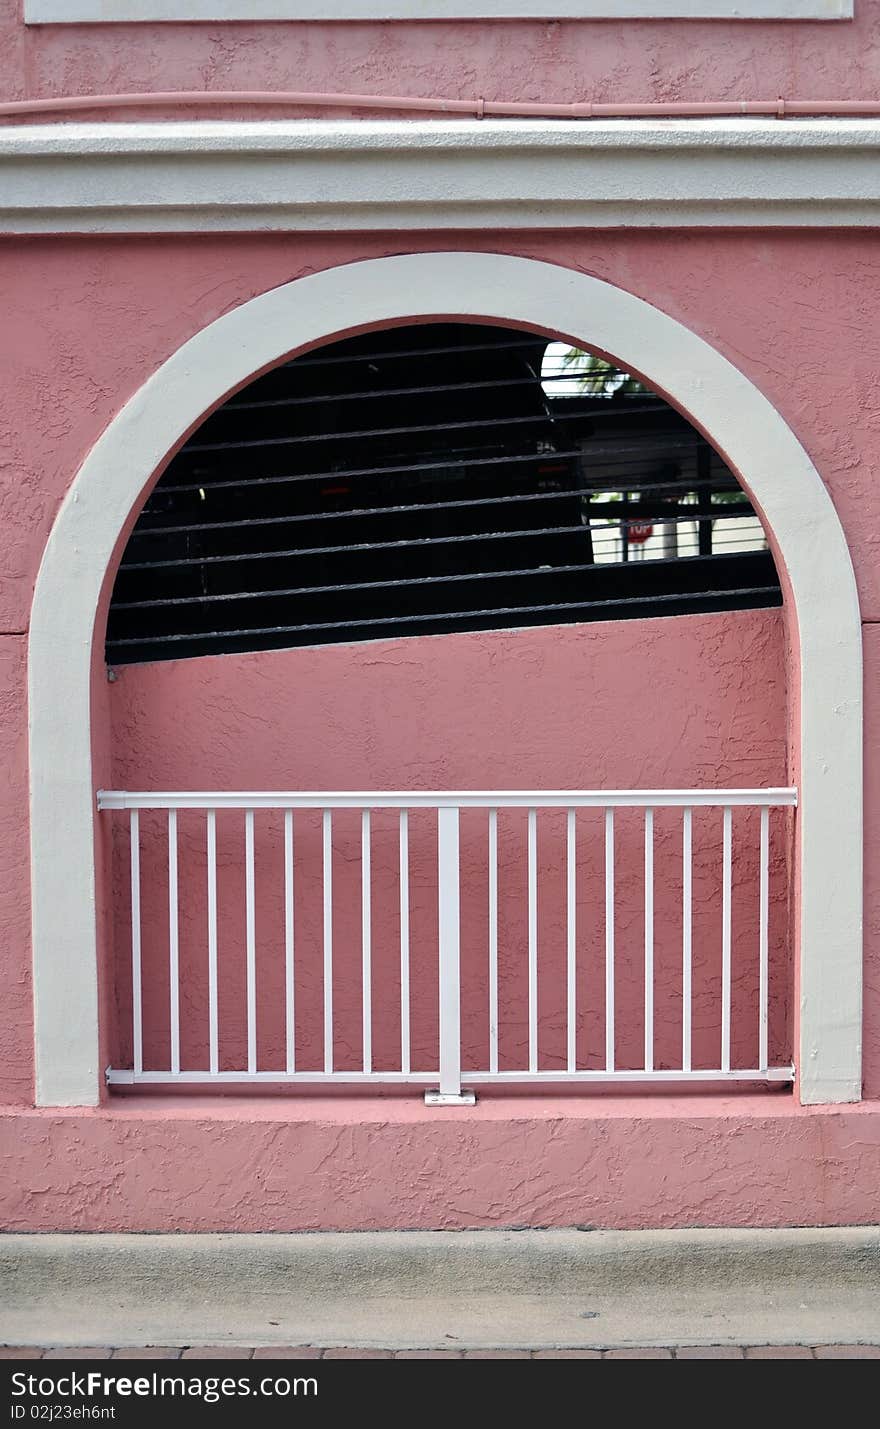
[{"x1": 559, "y1": 348, "x2": 645, "y2": 396}]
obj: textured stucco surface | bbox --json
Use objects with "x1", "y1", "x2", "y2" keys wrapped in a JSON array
[
  {"x1": 4, "y1": 0, "x2": 880, "y2": 113},
  {"x1": 1, "y1": 224, "x2": 877, "y2": 1225},
  {"x1": 109, "y1": 612, "x2": 787, "y2": 795},
  {"x1": 1, "y1": 228, "x2": 877, "y2": 1104},
  {"x1": 1, "y1": 1096, "x2": 879, "y2": 1232},
  {"x1": 107, "y1": 611, "x2": 790, "y2": 1078}
]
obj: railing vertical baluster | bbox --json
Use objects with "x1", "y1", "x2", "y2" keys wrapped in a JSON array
[
  {"x1": 130, "y1": 809, "x2": 142, "y2": 1079},
  {"x1": 488, "y1": 808, "x2": 499, "y2": 1076},
  {"x1": 362, "y1": 809, "x2": 372, "y2": 1075},
  {"x1": 644, "y1": 806, "x2": 654, "y2": 1073},
  {"x1": 605, "y1": 808, "x2": 615, "y2": 1072},
  {"x1": 168, "y1": 808, "x2": 179, "y2": 1077},
  {"x1": 759, "y1": 805, "x2": 770, "y2": 1074},
  {"x1": 323, "y1": 809, "x2": 333, "y2": 1075},
  {"x1": 427, "y1": 805, "x2": 473, "y2": 1104},
  {"x1": 399, "y1": 810, "x2": 410, "y2": 1075},
  {"x1": 284, "y1": 809, "x2": 295, "y2": 1075},
  {"x1": 528, "y1": 808, "x2": 538, "y2": 1074},
  {"x1": 566, "y1": 808, "x2": 576, "y2": 1073},
  {"x1": 683, "y1": 807, "x2": 693, "y2": 1073},
  {"x1": 206, "y1": 810, "x2": 218, "y2": 1078},
  {"x1": 721, "y1": 805, "x2": 733, "y2": 1073},
  {"x1": 245, "y1": 809, "x2": 256, "y2": 1076}
]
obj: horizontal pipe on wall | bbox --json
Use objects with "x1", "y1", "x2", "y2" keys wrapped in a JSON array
[{"x1": 4, "y1": 90, "x2": 880, "y2": 122}]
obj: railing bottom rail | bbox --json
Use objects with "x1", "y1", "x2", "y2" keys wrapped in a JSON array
[{"x1": 107, "y1": 1066, "x2": 795, "y2": 1088}]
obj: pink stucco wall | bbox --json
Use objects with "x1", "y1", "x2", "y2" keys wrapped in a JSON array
[
  {"x1": 4, "y1": 1, "x2": 880, "y2": 112},
  {"x1": 0, "y1": 0, "x2": 876, "y2": 1232},
  {"x1": 4, "y1": 1095, "x2": 880, "y2": 1234},
  {"x1": 106, "y1": 611, "x2": 790, "y2": 1080},
  {"x1": 1, "y1": 228, "x2": 877, "y2": 1113},
  {"x1": 1, "y1": 219, "x2": 879, "y2": 1227}
]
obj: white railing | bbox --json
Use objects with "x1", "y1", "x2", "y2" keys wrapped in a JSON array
[{"x1": 98, "y1": 788, "x2": 797, "y2": 1102}]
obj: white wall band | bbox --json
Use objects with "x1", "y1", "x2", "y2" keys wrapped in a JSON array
[{"x1": 22, "y1": 1, "x2": 855, "y2": 24}]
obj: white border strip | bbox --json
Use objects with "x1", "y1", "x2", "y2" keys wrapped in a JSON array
[
  {"x1": 2, "y1": 118, "x2": 880, "y2": 233},
  {"x1": 22, "y1": 1, "x2": 855, "y2": 23},
  {"x1": 29, "y1": 252, "x2": 862, "y2": 1107}
]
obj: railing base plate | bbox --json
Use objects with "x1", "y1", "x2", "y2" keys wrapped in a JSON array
[{"x1": 424, "y1": 1089, "x2": 477, "y2": 1107}]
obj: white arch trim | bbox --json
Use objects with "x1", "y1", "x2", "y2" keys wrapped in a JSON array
[{"x1": 29, "y1": 252, "x2": 862, "y2": 1106}]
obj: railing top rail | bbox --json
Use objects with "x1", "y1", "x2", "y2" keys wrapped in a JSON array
[{"x1": 97, "y1": 787, "x2": 798, "y2": 811}]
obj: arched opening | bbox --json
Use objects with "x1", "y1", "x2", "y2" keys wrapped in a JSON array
[
  {"x1": 28, "y1": 253, "x2": 862, "y2": 1107},
  {"x1": 100, "y1": 321, "x2": 788, "y2": 1092}
]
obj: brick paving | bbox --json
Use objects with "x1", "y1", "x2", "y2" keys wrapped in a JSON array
[{"x1": 1, "y1": 1345, "x2": 879, "y2": 1359}]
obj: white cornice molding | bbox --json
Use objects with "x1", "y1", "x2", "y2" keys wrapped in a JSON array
[
  {"x1": 22, "y1": 0, "x2": 856, "y2": 22},
  {"x1": 2, "y1": 117, "x2": 880, "y2": 233}
]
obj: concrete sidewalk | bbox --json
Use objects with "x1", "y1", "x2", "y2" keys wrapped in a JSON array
[{"x1": 2, "y1": 1228, "x2": 878, "y2": 1352}]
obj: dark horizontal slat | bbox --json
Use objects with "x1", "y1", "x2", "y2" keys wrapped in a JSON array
[
  {"x1": 181, "y1": 401, "x2": 682, "y2": 457},
  {"x1": 148, "y1": 445, "x2": 733, "y2": 501},
  {"x1": 110, "y1": 549, "x2": 771, "y2": 612},
  {"x1": 120, "y1": 523, "x2": 600, "y2": 572},
  {"x1": 181, "y1": 409, "x2": 604, "y2": 456},
  {"x1": 111, "y1": 545, "x2": 754, "y2": 614},
  {"x1": 107, "y1": 585, "x2": 782, "y2": 650},
  {"x1": 119, "y1": 511, "x2": 762, "y2": 573},
  {"x1": 111, "y1": 560, "x2": 600, "y2": 610},
  {"x1": 150, "y1": 445, "x2": 593, "y2": 497},
  {"x1": 132, "y1": 487, "x2": 605, "y2": 539},
  {"x1": 225, "y1": 370, "x2": 609, "y2": 412},
  {"x1": 130, "y1": 498, "x2": 757, "y2": 543},
  {"x1": 280, "y1": 335, "x2": 579, "y2": 369}
]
